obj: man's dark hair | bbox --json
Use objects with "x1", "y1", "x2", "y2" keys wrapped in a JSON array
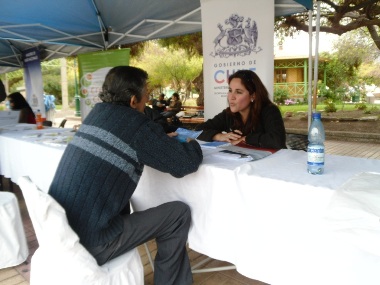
[
  {"x1": 99, "y1": 66, "x2": 148, "y2": 106},
  {"x1": 172, "y1": 92, "x2": 180, "y2": 100}
]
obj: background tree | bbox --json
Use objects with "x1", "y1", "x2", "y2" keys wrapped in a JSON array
[
  {"x1": 320, "y1": 30, "x2": 368, "y2": 90},
  {"x1": 2, "y1": 69, "x2": 24, "y2": 93},
  {"x1": 131, "y1": 42, "x2": 169, "y2": 94},
  {"x1": 131, "y1": 41, "x2": 202, "y2": 103},
  {"x1": 2, "y1": 58, "x2": 76, "y2": 105},
  {"x1": 276, "y1": 1, "x2": 380, "y2": 50},
  {"x1": 158, "y1": 32, "x2": 204, "y2": 105},
  {"x1": 318, "y1": 28, "x2": 380, "y2": 105},
  {"x1": 276, "y1": 0, "x2": 380, "y2": 106}
]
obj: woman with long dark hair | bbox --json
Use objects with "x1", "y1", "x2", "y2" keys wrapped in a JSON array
[
  {"x1": 7, "y1": 92, "x2": 36, "y2": 124},
  {"x1": 196, "y1": 69, "x2": 286, "y2": 149}
]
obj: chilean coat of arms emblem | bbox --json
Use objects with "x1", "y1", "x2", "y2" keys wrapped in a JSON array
[{"x1": 211, "y1": 14, "x2": 262, "y2": 58}]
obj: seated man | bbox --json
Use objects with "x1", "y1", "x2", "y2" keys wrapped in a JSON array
[
  {"x1": 152, "y1": 93, "x2": 166, "y2": 113},
  {"x1": 48, "y1": 66, "x2": 203, "y2": 285},
  {"x1": 161, "y1": 92, "x2": 182, "y2": 118}
]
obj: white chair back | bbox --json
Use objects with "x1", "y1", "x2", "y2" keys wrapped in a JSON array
[{"x1": 18, "y1": 176, "x2": 144, "y2": 285}]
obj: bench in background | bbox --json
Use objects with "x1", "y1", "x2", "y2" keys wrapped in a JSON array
[{"x1": 179, "y1": 105, "x2": 204, "y2": 129}]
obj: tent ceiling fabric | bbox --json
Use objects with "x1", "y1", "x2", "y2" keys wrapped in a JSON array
[{"x1": 0, "y1": 0, "x2": 312, "y2": 74}]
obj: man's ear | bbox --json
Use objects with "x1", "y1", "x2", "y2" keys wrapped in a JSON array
[{"x1": 130, "y1": 95, "x2": 138, "y2": 109}]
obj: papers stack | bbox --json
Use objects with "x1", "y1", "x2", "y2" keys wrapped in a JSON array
[{"x1": 200, "y1": 140, "x2": 276, "y2": 161}]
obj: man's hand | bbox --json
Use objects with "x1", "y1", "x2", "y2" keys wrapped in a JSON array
[{"x1": 167, "y1": 132, "x2": 178, "y2": 138}]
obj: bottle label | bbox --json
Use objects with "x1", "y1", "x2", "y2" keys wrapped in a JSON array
[{"x1": 307, "y1": 145, "x2": 325, "y2": 166}]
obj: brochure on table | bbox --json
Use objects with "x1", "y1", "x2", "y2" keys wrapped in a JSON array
[
  {"x1": 200, "y1": 140, "x2": 276, "y2": 162},
  {"x1": 0, "y1": 111, "x2": 20, "y2": 127},
  {"x1": 174, "y1": 128, "x2": 203, "y2": 142}
]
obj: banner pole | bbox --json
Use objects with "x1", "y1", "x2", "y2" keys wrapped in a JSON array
[{"x1": 74, "y1": 58, "x2": 81, "y2": 117}]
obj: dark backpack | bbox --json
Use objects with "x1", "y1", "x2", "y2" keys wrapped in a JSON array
[{"x1": 171, "y1": 115, "x2": 183, "y2": 127}]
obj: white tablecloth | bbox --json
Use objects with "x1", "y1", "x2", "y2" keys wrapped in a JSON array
[
  {"x1": 0, "y1": 191, "x2": 29, "y2": 268},
  {"x1": 0, "y1": 124, "x2": 71, "y2": 192},
  {"x1": 132, "y1": 150, "x2": 380, "y2": 285},
  {"x1": 1, "y1": 125, "x2": 380, "y2": 284}
]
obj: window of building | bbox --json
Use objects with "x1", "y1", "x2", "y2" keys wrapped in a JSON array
[{"x1": 275, "y1": 69, "x2": 287, "y2": 83}]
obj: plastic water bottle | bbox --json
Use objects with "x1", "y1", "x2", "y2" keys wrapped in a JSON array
[
  {"x1": 36, "y1": 109, "x2": 43, "y2": 129},
  {"x1": 307, "y1": 112, "x2": 325, "y2": 174}
]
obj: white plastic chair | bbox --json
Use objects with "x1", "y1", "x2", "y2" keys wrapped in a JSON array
[{"x1": 18, "y1": 176, "x2": 144, "y2": 285}]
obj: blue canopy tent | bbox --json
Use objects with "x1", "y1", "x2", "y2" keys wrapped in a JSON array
[
  {"x1": 0, "y1": 0, "x2": 313, "y2": 73},
  {"x1": 0, "y1": 0, "x2": 316, "y2": 124}
]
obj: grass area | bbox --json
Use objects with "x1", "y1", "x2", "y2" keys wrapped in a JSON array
[
  {"x1": 54, "y1": 102, "x2": 376, "y2": 116},
  {"x1": 278, "y1": 103, "x2": 359, "y2": 115}
]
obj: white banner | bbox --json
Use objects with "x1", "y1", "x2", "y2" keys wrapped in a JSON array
[
  {"x1": 22, "y1": 47, "x2": 45, "y2": 118},
  {"x1": 77, "y1": 49, "x2": 130, "y2": 121},
  {"x1": 201, "y1": 0, "x2": 274, "y2": 120}
]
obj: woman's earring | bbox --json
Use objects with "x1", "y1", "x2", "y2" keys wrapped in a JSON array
[{"x1": 251, "y1": 98, "x2": 254, "y2": 102}]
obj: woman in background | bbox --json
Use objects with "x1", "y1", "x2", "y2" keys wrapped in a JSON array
[
  {"x1": 196, "y1": 69, "x2": 286, "y2": 149},
  {"x1": 7, "y1": 92, "x2": 36, "y2": 124}
]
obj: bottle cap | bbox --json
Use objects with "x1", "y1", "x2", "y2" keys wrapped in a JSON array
[{"x1": 312, "y1": 112, "x2": 321, "y2": 119}]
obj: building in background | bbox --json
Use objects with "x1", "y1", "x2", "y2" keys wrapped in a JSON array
[{"x1": 273, "y1": 32, "x2": 336, "y2": 102}]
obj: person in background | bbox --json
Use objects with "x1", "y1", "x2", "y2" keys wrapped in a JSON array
[
  {"x1": 196, "y1": 69, "x2": 286, "y2": 149},
  {"x1": 43, "y1": 93, "x2": 56, "y2": 122},
  {"x1": 152, "y1": 93, "x2": 167, "y2": 113},
  {"x1": 144, "y1": 105, "x2": 178, "y2": 134},
  {"x1": 161, "y1": 92, "x2": 182, "y2": 118},
  {"x1": 48, "y1": 66, "x2": 203, "y2": 285},
  {"x1": 7, "y1": 92, "x2": 36, "y2": 124}
]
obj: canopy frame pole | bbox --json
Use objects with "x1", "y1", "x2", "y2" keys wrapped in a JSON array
[
  {"x1": 308, "y1": 9, "x2": 313, "y2": 128},
  {"x1": 312, "y1": 1, "x2": 321, "y2": 112}
]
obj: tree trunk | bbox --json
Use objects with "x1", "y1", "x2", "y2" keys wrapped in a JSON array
[
  {"x1": 60, "y1": 58, "x2": 69, "y2": 111},
  {"x1": 193, "y1": 67, "x2": 204, "y2": 106}
]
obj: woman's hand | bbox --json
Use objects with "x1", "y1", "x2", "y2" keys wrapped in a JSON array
[
  {"x1": 231, "y1": 136, "x2": 246, "y2": 145},
  {"x1": 213, "y1": 130, "x2": 243, "y2": 143}
]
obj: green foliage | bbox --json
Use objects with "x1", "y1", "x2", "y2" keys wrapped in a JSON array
[
  {"x1": 320, "y1": 52, "x2": 357, "y2": 91},
  {"x1": 335, "y1": 86, "x2": 350, "y2": 103},
  {"x1": 318, "y1": 83, "x2": 336, "y2": 101},
  {"x1": 4, "y1": 69, "x2": 25, "y2": 93},
  {"x1": 117, "y1": 42, "x2": 147, "y2": 58},
  {"x1": 360, "y1": 62, "x2": 380, "y2": 86},
  {"x1": 323, "y1": 99, "x2": 337, "y2": 113},
  {"x1": 158, "y1": 32, "x2": 203, "y2": 57},
  {"x1": 3, "y1": 57, "x2": 77, "y2": 104},
  {"x1": 131, "y1": 41, "x2": 202, "y2": 98},
  {"x1": 355, "y1": 102, "x2": 367, "y2": 111},
  {"x1": 363, "y1": 109, "x2": 372, "y2": 114},
  {"x1": 274, "y1": 88, "x2": 290, "y2": 104},
  {"x1": 332, "y1": 30, "x2": 374, "y2": 70},
  {"x1": 279, "y1": 104, "x2": 357, "y2": 116}
]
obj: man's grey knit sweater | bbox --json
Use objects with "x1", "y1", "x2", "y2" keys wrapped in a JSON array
[{"x1": 49, "y1": 103, "x2": 202, "y2": 249}]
